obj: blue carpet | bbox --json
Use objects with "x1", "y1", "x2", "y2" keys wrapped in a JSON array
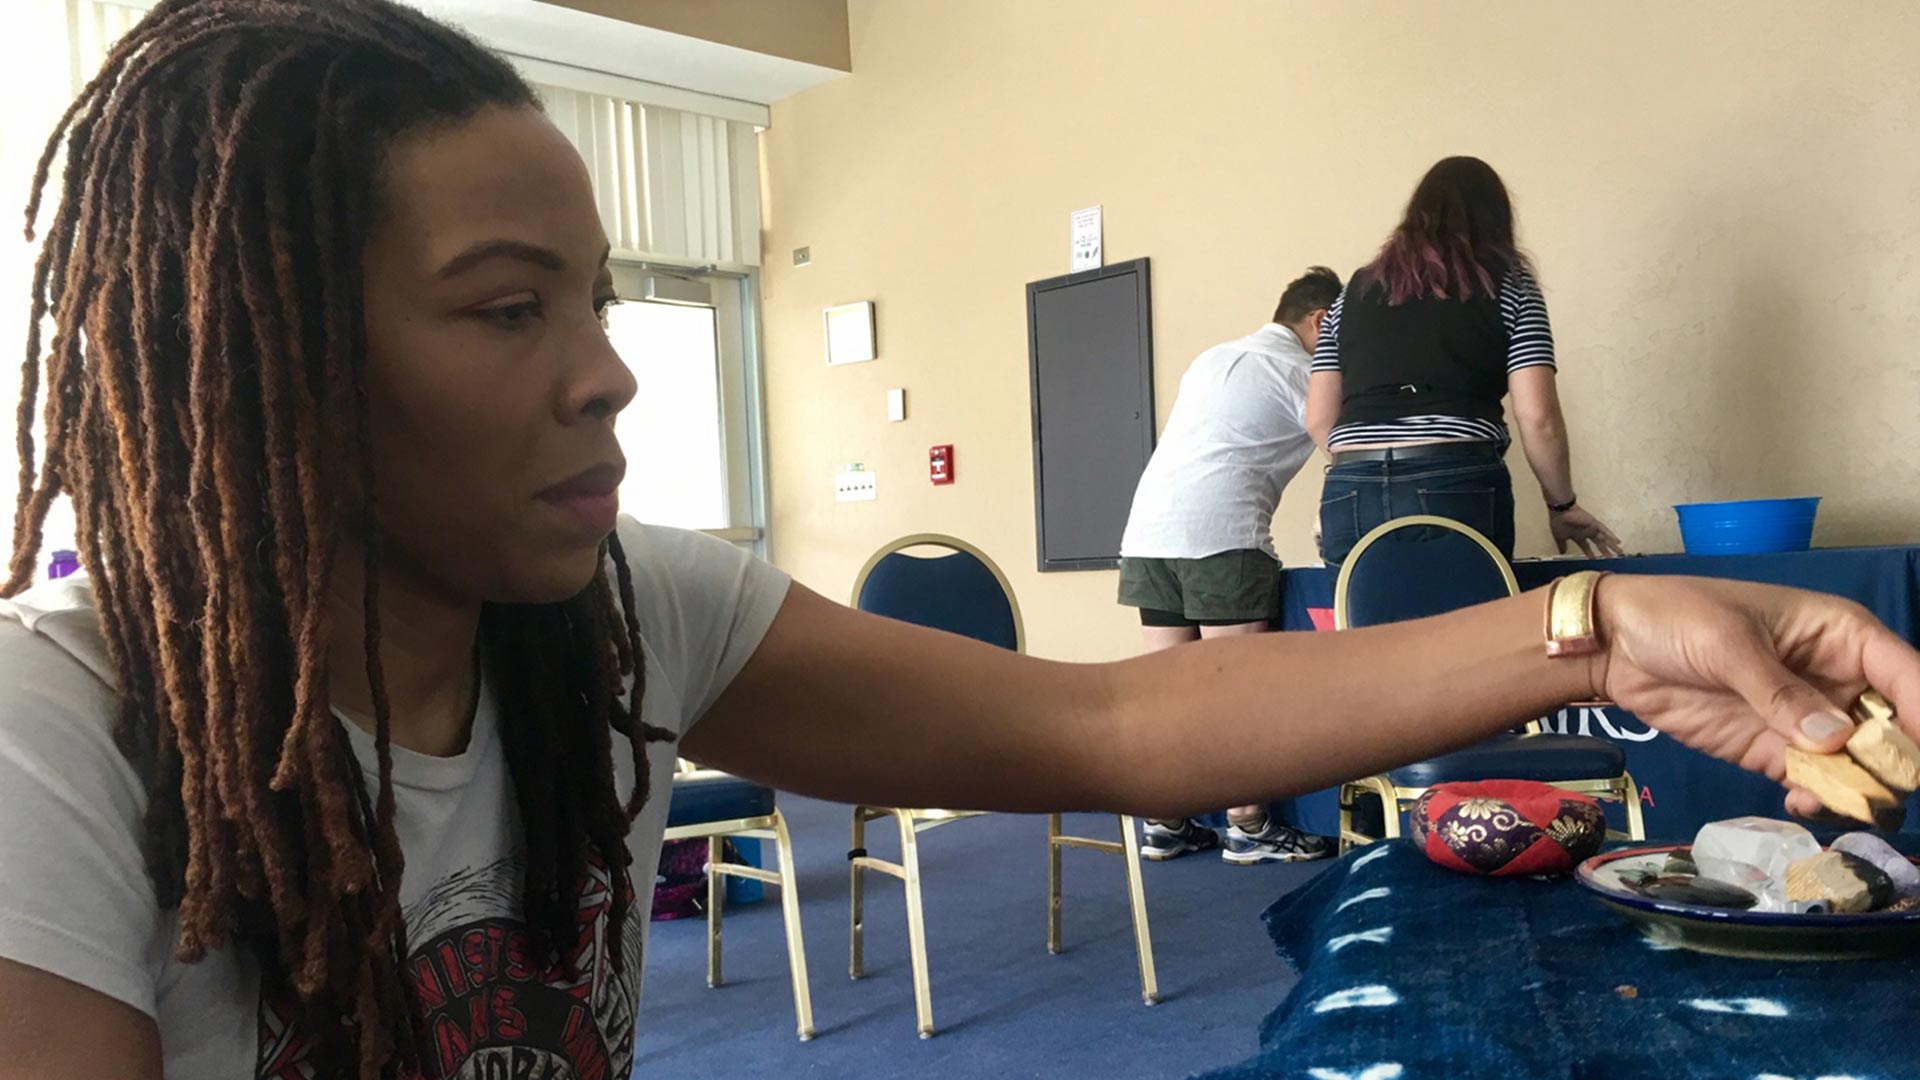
[{"x1": 634, "y1": 795, "x2": 1328, "y2": 1078}]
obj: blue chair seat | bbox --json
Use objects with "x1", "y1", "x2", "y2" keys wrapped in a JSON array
[
  {"x1": 1385, "y1": 734, "x2": 1627, "y2": 788},
  {"x1": 668, "y1": 773, "x2": 776, "y2": 828}
]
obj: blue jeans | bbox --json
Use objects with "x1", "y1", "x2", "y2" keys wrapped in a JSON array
[{"x1": 1317, "y1": 452, "x2": 1515, "y2": 567}]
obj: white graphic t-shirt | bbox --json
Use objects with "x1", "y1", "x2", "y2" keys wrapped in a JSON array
[{"x1": 0, "y1": 518, "x2": 790, "y2": 1078}]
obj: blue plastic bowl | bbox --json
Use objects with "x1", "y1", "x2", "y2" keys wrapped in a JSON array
[{"x1": 1674, "y1": 497, "x2": 1820, "y2": 555}]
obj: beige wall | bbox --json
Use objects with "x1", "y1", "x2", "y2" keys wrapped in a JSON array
[
  {"x1": 542, "y1": 0, "x2": 850, "y2": 70},
  {"x1": 0, "y1": 2, "x2": 83, "y2": 555},
  {"x1": 758, "y1": 0, "x2": 1920, "y2": 663}
]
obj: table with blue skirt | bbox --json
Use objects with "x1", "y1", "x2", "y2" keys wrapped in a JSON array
[
  {"x1": 1266, "y1": 545, "x2": 1920, "y2": 841},
  {"x1": 1196, "y1": 839, "x2": 1920, "y2": 1080}
]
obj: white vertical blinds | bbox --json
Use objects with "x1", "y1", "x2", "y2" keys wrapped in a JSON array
[
  {"x1": 535, "y1": 85, "x2": 763, "y2": 268},
  {"x1": 649, "y1": 105, "x2": 763, "y2": 268},
  {"x1": 71, "y1": 1, "x2": 764, "y2": 269},
  {"x1": 70, "y1": 0, "x2": 147, "y2": 88}
]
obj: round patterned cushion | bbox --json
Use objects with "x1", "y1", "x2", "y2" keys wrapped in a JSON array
[{"x1": 1408, "y1": 779, "x2": 1607, "y2": 877}]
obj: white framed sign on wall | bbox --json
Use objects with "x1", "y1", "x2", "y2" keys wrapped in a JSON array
[{"x1": 823, "y1": 300, "x2": 877, "y2": 366}]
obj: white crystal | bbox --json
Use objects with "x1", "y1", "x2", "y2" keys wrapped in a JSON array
[
  {"x1": 1830, "y1": 832, "x2": 1920, "y2": 898},
  {"x1": 1692, "y1": 816, "x2": 1822, "y2": 907}
]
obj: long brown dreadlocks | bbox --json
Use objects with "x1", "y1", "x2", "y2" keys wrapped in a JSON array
[{"x1": 7, "y1": 0, "x2": 673, "y2": 1074}]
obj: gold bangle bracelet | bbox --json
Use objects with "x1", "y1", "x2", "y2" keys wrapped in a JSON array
[{"x1": 1545, "y1": 570, "x2": 1608, "y2": 658}]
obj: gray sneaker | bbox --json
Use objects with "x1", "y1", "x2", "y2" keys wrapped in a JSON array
[
  {"x1": 1221, "y1": 821, "x2": 1333, "y2": 865},
  {"x1": 1140, "y1": 818, "x2": 1220, "y2": 861}
]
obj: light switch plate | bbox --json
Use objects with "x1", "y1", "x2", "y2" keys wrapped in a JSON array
[{"x1": 887, "y1": 388, "x2": 906, "y2": 422}]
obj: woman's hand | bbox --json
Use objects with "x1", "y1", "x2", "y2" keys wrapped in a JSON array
[
  {"x1": 1551, "y1": 506, "x2": 1624, "y2": 557},
  {"x1": 1595, "y1": 575, "x2": 1920, "y2": 818}
]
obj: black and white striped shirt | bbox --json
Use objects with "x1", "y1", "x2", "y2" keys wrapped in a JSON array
[{"x1": 1310, "y1": 264, "x2": 1555, "y2": 450}]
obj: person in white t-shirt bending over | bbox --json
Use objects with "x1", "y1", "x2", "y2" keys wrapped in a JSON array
[{"x1": 1117, "y1": 267, "x2": 1342, "y2": 865}]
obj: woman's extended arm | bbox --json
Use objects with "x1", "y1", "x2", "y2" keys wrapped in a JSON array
[
  {"x1": 0, "y1": 959, "x2": 160, "y2": 1079},
  {"x1": 684, "y1": 576, "x2": 1915, "y2": 821}
]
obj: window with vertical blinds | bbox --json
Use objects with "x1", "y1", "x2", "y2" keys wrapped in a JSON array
[
  {"x1": 70, "y1": 0, "x2": 146, "y2": 87},
  {"x1": 70, "y1": 0, "x2": 764, "y2": 269},
  {"x1": 535, "y1": 86, "x2": 762, "y2": 268}
]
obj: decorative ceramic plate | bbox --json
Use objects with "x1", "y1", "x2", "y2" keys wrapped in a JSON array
[{"x1": 1576, "y1": 845, "x2": 1920, "y2": 960}]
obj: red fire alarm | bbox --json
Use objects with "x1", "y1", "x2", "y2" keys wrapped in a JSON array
[{"x1": 929, "y1": 444, "x2": 954, "y2": 485}]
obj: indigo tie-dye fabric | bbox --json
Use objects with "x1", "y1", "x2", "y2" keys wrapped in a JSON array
[{"x1": 1197, "y1": 839, "x2": 1920, "y2": 1080}]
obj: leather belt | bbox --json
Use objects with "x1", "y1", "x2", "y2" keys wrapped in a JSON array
[{"x1": 1330, "y1": 443, "x2": 1501, "y2": 465}]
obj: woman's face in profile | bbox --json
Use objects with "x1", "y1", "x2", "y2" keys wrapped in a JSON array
[{"x1": 358, "y1": 106, "x2": 636, "y2": 604}]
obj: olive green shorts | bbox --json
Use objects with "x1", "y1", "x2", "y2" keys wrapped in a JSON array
[{"x1": 1117, "y1": 549, "x2": 1280, "y2": 626}]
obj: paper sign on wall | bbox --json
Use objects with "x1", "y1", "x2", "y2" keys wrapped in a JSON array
[
  {"x1": 823, "y1": 301, "x2": 876, "y2": 366},
  {"x1": 1070, "y1": 205, "x2": 1102, "y2": 272}
]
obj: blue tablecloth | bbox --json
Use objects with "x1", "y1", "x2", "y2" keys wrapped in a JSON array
[
  {"x1": 1271, "y1": 546, "x2": 1920, "y2": 840},
  {"x1": 1197, "y1": 840, "x2": 1920, "y2": 1080}
]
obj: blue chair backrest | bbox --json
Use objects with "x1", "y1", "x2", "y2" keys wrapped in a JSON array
[
  {"x1": 1337, "y1": 516, "x2": 1518, "y2": 630},
  {"x1": 855, "y1": 541, "x2": 1020, "y2": 651}
]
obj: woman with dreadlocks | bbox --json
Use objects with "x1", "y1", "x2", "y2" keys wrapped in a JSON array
[{"x1": 0, "y1": 0, "x2": 1914, "y2": 1076}]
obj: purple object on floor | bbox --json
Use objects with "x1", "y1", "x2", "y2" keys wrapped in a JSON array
[{"x1": 47, "y1": 550, "x2": 79, "y2": 580}]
